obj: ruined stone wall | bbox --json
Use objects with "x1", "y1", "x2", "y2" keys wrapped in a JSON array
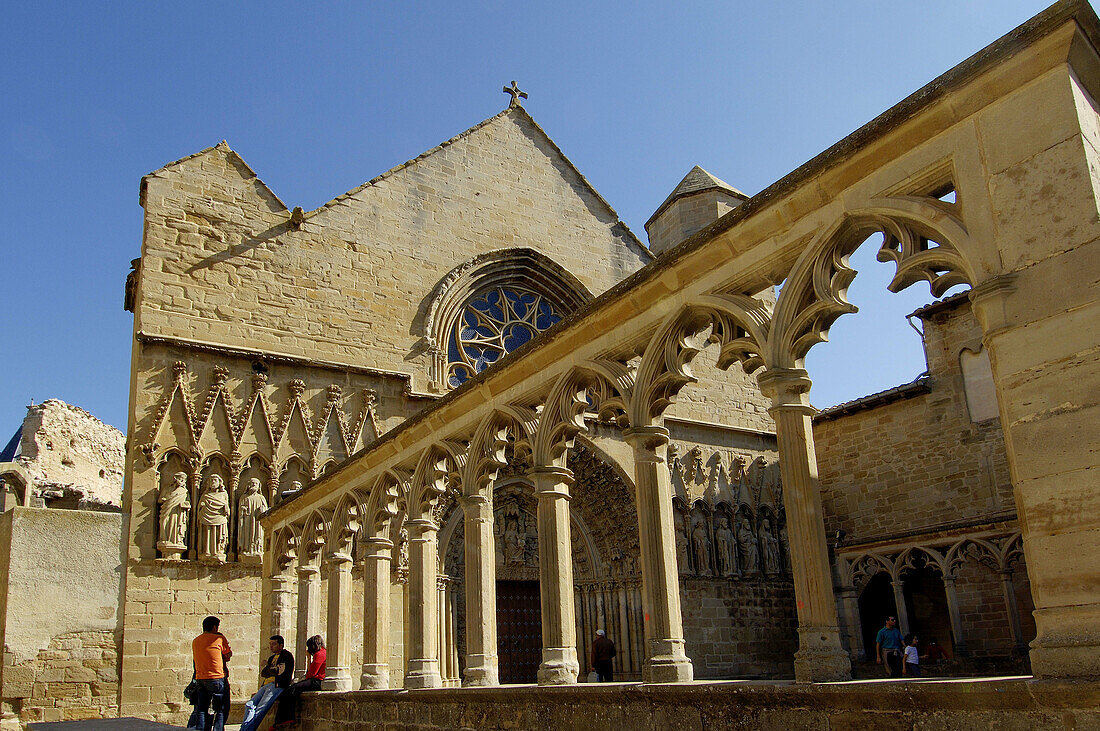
[
  {"x1": 814, "y1": 300, "x2": 1013, "y2": 542},
  {"x1": 12, "y1": 400, "x2": 124, "y2": 510},
  {"x1": 0, "y1": 508, "x2": 122, "y2": 726}
]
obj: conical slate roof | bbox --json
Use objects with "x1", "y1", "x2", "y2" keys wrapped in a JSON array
[{"x1": 646, "y1": 165, "x2": 749, "y2": 229}]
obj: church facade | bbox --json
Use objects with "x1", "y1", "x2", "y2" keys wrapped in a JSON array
[{"x1": 101, "y1": 1, "x2": 1100, "y2": 726}]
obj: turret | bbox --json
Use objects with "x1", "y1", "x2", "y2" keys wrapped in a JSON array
[{"x1": 645, "y1": 166, "x2": 749, "y2": 255}]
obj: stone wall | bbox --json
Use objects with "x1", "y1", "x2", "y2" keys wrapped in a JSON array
[
  {"x1": 814, "y1": 298, "x2": 1013, "y2": 543},
  {"x1": 680, "y1": 578, "x2": 796, "y2": 679},
  {"x1": 294, "y1": 678, "x2": 1100, "y2": 730},
  {"x1": 0, "y1": 508, "x2": 122, "y2": 726}
]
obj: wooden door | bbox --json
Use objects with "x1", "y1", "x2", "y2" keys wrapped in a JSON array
[{"x1": 496, "y1": 580, "x2": 542, "y2": 683}]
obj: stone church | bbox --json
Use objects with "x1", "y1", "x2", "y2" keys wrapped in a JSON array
[{"x1": 0, "y1": 1, "x2": 1098, "y2": 728}]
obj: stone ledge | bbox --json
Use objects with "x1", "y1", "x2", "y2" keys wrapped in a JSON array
[{"x1": 296, "y1": 677, "x2": 1100, "y2": 730}]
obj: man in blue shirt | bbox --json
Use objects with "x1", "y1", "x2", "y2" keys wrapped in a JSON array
[{"x1": 876, "y1": 616, "x2": 904, "y2": 678}]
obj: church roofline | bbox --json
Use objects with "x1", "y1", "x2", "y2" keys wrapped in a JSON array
[
  {"x1": 140, "y1": 140, "x2": 288, "y2": 210},
  {"x1": 141, "y1": 107, "x2": 652, "y2": 261}
]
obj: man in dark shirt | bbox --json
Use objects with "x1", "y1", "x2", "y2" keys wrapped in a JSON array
[
  {"x1": 239, "y1": 635, "x2": 295, "y2": 731},
  {"x1": 590, "y1": 629, "x2": 617, "y2": 682}
]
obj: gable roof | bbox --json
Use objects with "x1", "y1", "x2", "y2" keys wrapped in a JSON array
[
  {"x1": 143, "y1": 106, "x2": 652, "y2": 262},
  {"x1": 646, "y1": 165, "x2": 749, "y2": 229},
  {"x1": 141, "y1": 140, "x2": 287, "y2": 210},
  {"x1": 309, "y1": 105, "x2": 652, "y2": 261}
]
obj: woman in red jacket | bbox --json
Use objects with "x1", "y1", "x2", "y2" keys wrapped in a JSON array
[{"x1": 273, "y1": 635, "x2": 326, "y2": 727}]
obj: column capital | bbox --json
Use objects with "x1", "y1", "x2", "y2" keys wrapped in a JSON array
[
  {"x1": 756, "y1": 368, "x2": 814, "y2": 411},
  {"x1": 529, "y1": 465, "x2": 574, "y2": 499},
  {"x1": 406, "y1": 518, "x2": 438, "y2": 537},
  {"x1": 459, "y1": 493, "x2": 494, "y2": 519},
  {"x1": 327, "y1": 550, "x2": 354, "y2": 567},
  {"x1": 360, "y1": 537, "x2": 393, "y2": 562},
  {"x1": 297, "y1": 564, "x2": 320, "y2": 578},
  {"x1": 968, "y1": 273, "x2": 1018, "y2": 340},
  {"x1": 622, "y1": 424, "x2": 670, "y2": 449}
]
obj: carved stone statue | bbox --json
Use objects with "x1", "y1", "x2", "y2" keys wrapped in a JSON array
[
  {"x1": 760, "y1": 517, "x2": 781, "y2": 577},
  {"x1": 714, "y1": 516, "x2": 737, "y2": 577},
  {"x1": 737, "y1": 514, "x2": 759, "y2": 576},
  {"x1": 675, "y1": 519, "x2": 690, "y2": 574},
  {"x1": 197, "y1": 474, "x2": 231, "y2": 562},
  {"x1": 501, "y1": 510, "x2": 526, "y2": 566},
  {"x1": 779, "y1": 521, "x2": 791, "y2": 572},
  {"x1": 691, "y1": 519, "x2": 711, "y2": 576},
  {"x1": 157, "y1": 471, "x2": 191, "y2": 559},
  {"x1": 237, "y1": 478, "x2": 269, "y2": 561}
]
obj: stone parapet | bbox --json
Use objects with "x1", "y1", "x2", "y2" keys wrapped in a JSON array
[{"x1": 295, "y1": 677, "x2": 1100, "y2": 730}]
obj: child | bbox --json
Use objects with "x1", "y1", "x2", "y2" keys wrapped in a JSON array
[{"x1": 903, "y1": 633, "x2": 921, "y2": 677}]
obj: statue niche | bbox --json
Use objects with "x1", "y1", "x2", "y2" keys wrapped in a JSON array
[
  {"x1": 197, "y1": 473, "x2": 231, "y2": 563},
  {"x1": 690, "y1": 510, "x2": 712, "y2": 577},
  {"x1": 759, "y1": 514, "x2": 781, "y2": 578},
  {"x1": 494, "y1": 495, "x2": 538, "y2": 578},
  {"x1": 237, "y1": 477, "x2": 268, "y2": 563},
  {"x1": 156, "y1": 461, "x2": 191, "y2": 560},
  {"x1": 737, "y1": 510, "x2": 760, "y2": 576},
  {"x1": 714, "y1": 512, "x2": 738, "y2": 578}
]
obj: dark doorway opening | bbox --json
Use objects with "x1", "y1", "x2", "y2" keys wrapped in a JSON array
[
  {"x1": 859, "y1": 572, "x2": 897, "y2": 658},
  {"x1": 904, "y1": 565, "x2": 955, "y2": 657},
  {"x1": 496, "y1": 580, "x2": 542, "y2": 683}
]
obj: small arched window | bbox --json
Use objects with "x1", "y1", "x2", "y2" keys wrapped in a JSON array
[{"x1": 446, "y1": 286, "x2": 562, "y2": 387}]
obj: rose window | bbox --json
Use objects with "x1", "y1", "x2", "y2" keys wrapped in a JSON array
[{"x1": 447, "y1": 287, "x2": 562, "y2": 387}]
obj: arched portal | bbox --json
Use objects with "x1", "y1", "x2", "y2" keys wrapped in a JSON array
[{"x1": 435, "y1": 440, "x2": 644, "y2": 684}]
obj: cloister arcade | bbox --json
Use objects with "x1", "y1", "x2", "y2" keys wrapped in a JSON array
[{"x1": 259, "y1": 6, "x2": 1100, "y2": 688}]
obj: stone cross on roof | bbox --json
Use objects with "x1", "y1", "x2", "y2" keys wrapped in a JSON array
[{"x1": 503, "y1": 80, "x2": 528, "y2": 108}]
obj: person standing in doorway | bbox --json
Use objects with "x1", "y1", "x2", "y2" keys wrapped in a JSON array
[
  {"x1": 876, "y1": 615, "x2": 904, "y2": 678},
  {"x1": 188, "y1": 615, "x2": 232, "y2": 731},
  {"x1": 590, "y1": 629, "x2": 617, "y2": 682}
]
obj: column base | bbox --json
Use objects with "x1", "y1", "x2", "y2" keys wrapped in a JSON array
[
  {"x1": 537, "y1": 647, "x2": 579, "y2": 686},
  {"x1": 462, "y1": 655, "x2": 499, "y2": 687},
  {"x1": 793, "y1": 626, "x2": 852, "y2": 682},
  {"x1": 359, "y1": 663, "x2": 390, "y2": 690},
  {"x1": 321, "y1": 671, "x2": 353, "y2": 691},
  {"x1": 1029, "y1": 605, "x2": 1100, "y2": 678},
  {"x1": 644, "y1": 639, "x2": 693, "y2": 683},
  {"x1": 404, "y1": 660, "x2": 443, "y2": 689}
]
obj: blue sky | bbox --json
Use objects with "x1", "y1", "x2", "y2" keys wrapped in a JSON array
[{"x1": 0, "y1": 1, "x2": 1062, "y2": 432}]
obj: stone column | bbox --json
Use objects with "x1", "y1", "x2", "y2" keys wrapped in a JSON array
[
  {"x1": 756, "y1": 369, "x2": 851, "y2": 682},
  {"x1": 999, "y1": 569, "x2": 1027, "y2": 655},
  {"x1": 460, "y1": 495, "x2": 499, "y2": 686},
  {"x1": 622, "y1": 426, "x2": 694, "y2": 683},
  {"x1": 294, "y1": 564, "x2": 321, "y2": 681},
  {"x1": 890, "y1": 580, "x2": 911, "y2": 637},
  {"x1": 322, "y1": 550, "x2": 354, "y2": 691},
  {"x1": 404, "y1": 518, "x2": 442, "y2": 689},
  {"x1": 618, "y1": 584, "x2": 632, "y2": 674},
  {"x1": 530, "y1": 465, "x2": 580, "y2": 685},
  {"x1": 941, "y1": 574, "x2": 968, "y2": 657},
  {"x1": 836, "y1": 585, "x2": 863, "y2": 660},
  {"x1": 271, "y1": 573, "x2": 296, "y2": 647},
  {"x1": 360, "y1": 537, "x2": 392, "y2": 690}
]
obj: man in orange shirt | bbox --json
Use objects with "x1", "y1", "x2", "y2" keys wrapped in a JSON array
[{"x1": 188, "y1": 615, "x2": 233, "y2": 731}]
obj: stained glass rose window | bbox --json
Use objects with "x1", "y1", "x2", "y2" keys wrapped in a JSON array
[{"x1": 446, "y1": 287, "x2": 562, "y2": 387}]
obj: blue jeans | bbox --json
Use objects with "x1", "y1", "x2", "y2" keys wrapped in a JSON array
[
  {"x1": 187, "y1": 678, "x2": 228, "y2": 731},
  {"x1": 239, "y1": 683, "x2": 283, "y2": 731}
]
